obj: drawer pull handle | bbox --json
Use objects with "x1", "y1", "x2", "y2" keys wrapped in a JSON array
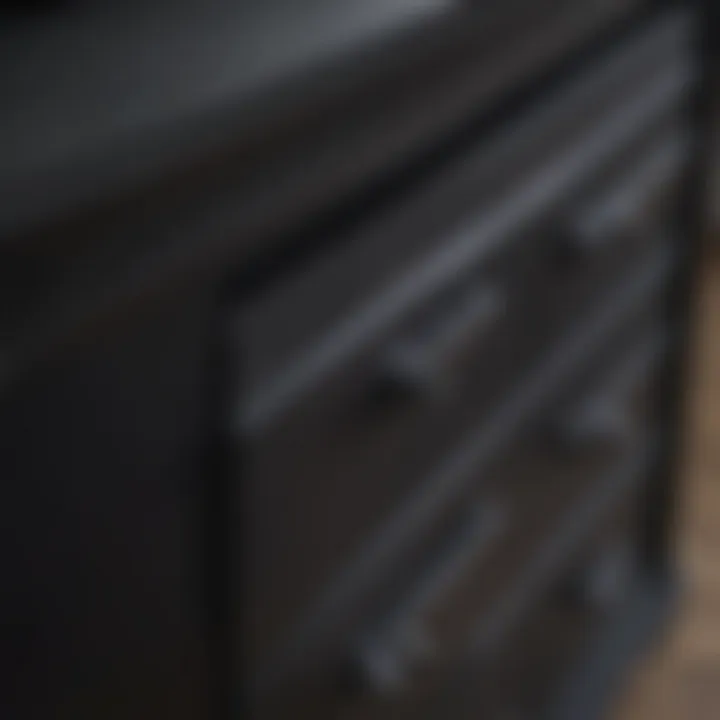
[
  {"x1": 240, "y1": 62, "x2": 690, "y2": 435},
  {"x1": 560, "y1": 398, "x2": 635, "y2": 447},
  {"x1": 349, "y1": 502, "x2": 506, "y2": 695},
  {"x1": 556, "y1": 332, "x2": 667, "y2": 446},
  {"x1": 564, "y1": 133, "x2": 687, "y2": 254},
  {"x1": 379, "y1": 284, "x2": 506, "y2": 398},
  {"x1": 566, "y1": 538, "x2": 636, "y2": 611}
]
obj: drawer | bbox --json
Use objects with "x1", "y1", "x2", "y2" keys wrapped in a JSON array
[
  {"x1": 446, "y1": 488, "x2": 656, "y2": 720},
  {"x1": 239, "y1": 56, "x2": 690, "y2": 658},
  {"x1": 243, "y1": 239, "x2": 543, "y2": 668},
  {"x1": 393, "y1": 329, "x2": 666, "y2": 664},
  {"x1": 443, "y1": 500, "x2": 646, "y2": 720},
  {"x1": 445, "y1": 329, "x2": 669, "y2": 660},
  {"x1": 244, "y1": 241, "x2": 672, "y2": 695},
  {"x1": 249, "y1": 321, "x2": 666, "y2": 720},
  {"x1": 251, "y1": 456, "x2": 655, "y2": 720},
  {"x1": 520, "y1": 122, "x2": 689, "y2": 347},
  {"x1": 240, "y1": 35, "x2": 688, "y2": 664},
  {"x1": 238, "y1": 10, "x2": 693, "y2": 412},
  {"x1": 243, "y1": 235, "x2": 671, "y2": 677}
]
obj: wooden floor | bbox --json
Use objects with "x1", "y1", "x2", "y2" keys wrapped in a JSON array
[{"x1": 613, "y1": 256, "x2": 720, "y2": 719}]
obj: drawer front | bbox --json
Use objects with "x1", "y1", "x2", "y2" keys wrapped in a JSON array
[
  {"x1": 243, "y1": 241, "x2": 542, "y2": 668},
  {"x1": 248, "y1": 309, "x2": 667, "y2": 720},
  {"x1": 242, "y1": 227, "x2": 671, "y2": 674},
  {"x1": 443, "y1": 322, "x2": 669, "y2": 660},
  {"x1": 240, "y1": 99, "x2": 688, "y2": 672},
  {"x1": 354, "y1": 334, "x2": 669, "y2": 720},
  {"x1": 522, "y1": 120, "x2": 688, "y2": 348},
  {"x1": 250, "y1": 458, "x2": 656, "y2": 720},
  {"x1": 243, "y1": 236, "x2": 673, "y2": 698},
  {"x1": 239, "y1": 10, "x2": 692, "y2": 406},
  {"x1": 239, "y1": 11, "x2": 692, "y2": 700},
  {"x1": 434, "y1": 488, "x2": 649, "y2": 720},
  {"x1": 240, "y1": 47, "x2": 690, "y2": 663}
]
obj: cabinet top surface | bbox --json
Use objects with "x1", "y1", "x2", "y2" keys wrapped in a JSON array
[{"x1": 0, "y1": 0, "x2": 454, "y2": 230}]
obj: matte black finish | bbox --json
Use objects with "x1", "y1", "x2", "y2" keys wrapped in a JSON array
[{"x1": 0, "y1": 2, "x2": 706, "y2": 719}]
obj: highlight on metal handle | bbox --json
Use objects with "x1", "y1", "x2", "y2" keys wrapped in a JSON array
[
  {"x1": 379, "y1": 283, "x2": 506, "y2": 398},
  {"x1": 563, "y1": 132, "x2": 688, "y2": 254},
  {"x1": 349, "y1": 502, "x2": 506, "y2": 695},
  {"x1": 554, "y1": 331, "x2": 667, "y2": 447},
  {"x1": 561, "y1": 397, "x2": 636, "y2": 447},
  {"x1": 567, "y1": 536, "x2": 637, "y2": 611}
]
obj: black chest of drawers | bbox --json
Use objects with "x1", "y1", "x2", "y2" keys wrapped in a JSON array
[{"x1": 0, "y1": 2, "x2": 710, "y2": 719}]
